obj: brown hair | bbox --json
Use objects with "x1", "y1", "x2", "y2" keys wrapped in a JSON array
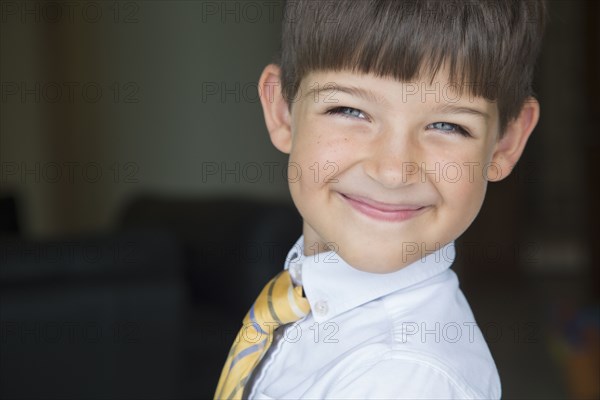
[{"x1": 277, "y1": 0, "x2": 547, "y2": 134}]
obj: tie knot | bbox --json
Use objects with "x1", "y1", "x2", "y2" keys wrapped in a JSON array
[{"x1": 245, "y1": 270, "x2": 310, "y2": 331}]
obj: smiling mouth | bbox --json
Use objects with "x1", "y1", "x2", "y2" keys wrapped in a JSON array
[{"x1": 338, "y1": 192, "x2": 428, "y2": 222}]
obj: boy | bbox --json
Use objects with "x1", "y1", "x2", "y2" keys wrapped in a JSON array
[{"x1": 216, "y1": 0, "x2": 546, "y2": 398}]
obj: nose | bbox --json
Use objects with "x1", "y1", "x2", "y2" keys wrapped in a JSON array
[{"x1": 363, "y1": 129, "x2": 420, "y2": 189}]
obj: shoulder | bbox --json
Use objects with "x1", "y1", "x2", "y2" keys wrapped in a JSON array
[{"x1": 371, "y1": 270, "x2": 501, "y2": 398}]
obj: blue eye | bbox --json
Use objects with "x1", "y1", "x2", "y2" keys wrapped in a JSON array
[
  {"x1": 326, "y1": 107, "x2": 368, "y2": 120},
  {"x1": 428, "y1": 122, "x2": 471, "y2": 137}
]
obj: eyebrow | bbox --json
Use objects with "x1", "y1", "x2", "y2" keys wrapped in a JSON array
[
  {"x1": 304, "y1": 84, "x2": 387, "y2": 105},
  {"x1": 304, "y1": 84, "x2": 490, "y2": 120},
  {"x1": 430, "y1": 103, "x2": 490, "y2": 121}
]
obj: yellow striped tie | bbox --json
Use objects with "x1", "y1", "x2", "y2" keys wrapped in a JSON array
[{"x1": 214, "y1": 270, "x2": 310, "y2": 400}]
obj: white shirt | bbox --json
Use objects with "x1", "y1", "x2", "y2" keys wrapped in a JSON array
[{"x1": 248, "y1": 235, "x2": 501, "y2": 399}]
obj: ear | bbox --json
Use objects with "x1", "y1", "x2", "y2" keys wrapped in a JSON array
[
  {"x1": 488, "y1": 97, "x2": 540, "y2": 181},
  {"x1": 258, "y1": 64, "x2": 293, "y2": 154}
]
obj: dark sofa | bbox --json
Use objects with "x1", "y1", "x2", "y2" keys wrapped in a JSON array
[{"x1": 0, "y1": 196, "x2": 302, "y2": 399}]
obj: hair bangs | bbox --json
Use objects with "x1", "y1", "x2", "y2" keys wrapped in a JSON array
[{"x1": 279, "y1": 0, "x2": 547, "y2": 133}]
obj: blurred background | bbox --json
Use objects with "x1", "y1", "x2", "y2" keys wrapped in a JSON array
[{"x1": 1, "y1": 0, "x2": 598, "y2": 399}]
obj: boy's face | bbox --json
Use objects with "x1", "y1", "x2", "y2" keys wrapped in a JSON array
[{"x1": 260, "y1": 67, "x2": 538, "y2": 273}]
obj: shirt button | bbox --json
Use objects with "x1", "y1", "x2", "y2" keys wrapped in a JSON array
[{"x1": 313, "y1": 300, "x2": 329, "y2": 316}]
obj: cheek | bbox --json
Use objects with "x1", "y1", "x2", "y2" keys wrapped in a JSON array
[
  {"x1": 440, "y1": 146, "x2": 493, "y2": 189},
  {"x1": 444, "y1": 177, "x2": 488, "y2": 229},
  {"x1": 435, "y1": 158, "x2": 489, "y2": 208},
  {"x1": 289, "y1": 125, "x2": 353, "y2": 186}
]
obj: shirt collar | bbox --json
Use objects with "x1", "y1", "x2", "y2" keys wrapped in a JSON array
[{"x1": 284, "y1": 235, "x2": 456, "y2": 323}]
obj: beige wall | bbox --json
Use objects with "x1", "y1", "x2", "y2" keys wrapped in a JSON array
[{"x1": 1, "y1": 1, "x2": 290, "y2": 237}]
